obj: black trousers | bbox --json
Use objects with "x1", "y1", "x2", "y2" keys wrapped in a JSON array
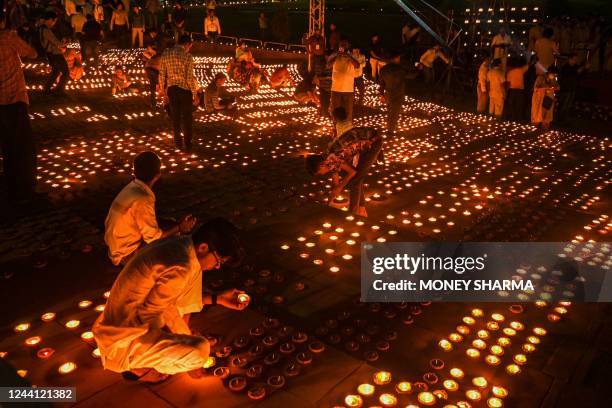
[
  {"x1": 347, "y1": 137, "x2": 383, "y2": 213},
  {"x1": 167, "y1": 86, "x2": 193, "y2": 152},
  {"x1": 0, "y1": 102, "x2": 36, "y2": 196},
  {"x1": 505, "y1": 88, "x2": 525, "y2": 121},
  {"x1": 45, "y1": 53, "x2": 69, "y2": 92},
  {"x1": 386, "y1": 92, "x2": 403, "y2": 133}
]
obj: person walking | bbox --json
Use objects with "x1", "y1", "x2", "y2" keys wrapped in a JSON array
[
  {"x1": 0, "y1": 12, "x2": 38, "y2": 201},
  {"x1": 39, "y1": 11, "x2": 69, "y2": 96},
  {"x1": 352, "y1": 47, "x2": 366, "y2": 108},
  {"x1": 476, "y1": 56, "x2": 490, "y2": 113},
  {"x1": 258, "y1": 12, "x2": 268, "y2": 40},
  {"x1": 159, "y1": 34, "x2": 200, "y2": 153},
  {"x1": 419, "y1": 44, "x2": 449, "y2": 86},
  {"x1": 379, "y1": 53, "x2": 406, "y2": 134}
]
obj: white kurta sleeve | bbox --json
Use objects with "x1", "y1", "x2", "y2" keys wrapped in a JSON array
[
  {"x1": 136, "y1": 267, "x2": 189, "y2": 332},
  {"x1": 133, "y1": 197, "x2": 163, "y2": 243}
]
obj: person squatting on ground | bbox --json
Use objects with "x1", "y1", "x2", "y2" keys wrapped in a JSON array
[
  {"x1": 93, "y1": 217, "x2": 248, "y2": 384},
  {"x1": 104, "y1": 151, "x2": 197, "y2": 266},
  {"x1": 306, "y1": 124, "x2": 383, "y2": 217},
  {"x1": 204, "y1": 72, "x2": 236, "y2": 113},
  {"x1": 379, "y1": 53, "x2": 406, "y2": 134},
  {"x1": 159, "y1": 34, "x2": 200, "y2": 153}
]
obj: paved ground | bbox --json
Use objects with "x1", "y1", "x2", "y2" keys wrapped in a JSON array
[{"x1": 0, "y1": 47, "x2": 610, "y2": 407}]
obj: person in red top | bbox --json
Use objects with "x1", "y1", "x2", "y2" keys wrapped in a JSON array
[{"x1": 0, "y1": 12, "x2": 38, "y2": 201}]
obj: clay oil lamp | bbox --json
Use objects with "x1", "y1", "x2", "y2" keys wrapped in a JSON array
[
  {"x1": 443, "y1": 379, "x2": 459, "y2": 392},
  {"x1": 491, "y1": 386, "x2": 508, "y2": 398},
  {"x1": 263, "y1": 318, "x2": 280, "y2": 329},
  {"x1": 248, "y1": 344, "x2": 264, "y2": 357},
  {"x1": 284, "y1": 362, "x2": 301, "y2": 377},
  {"x1": 37, "y1": 347, "x2": 55, "y2": 359},
  {"x1": 417, "y1": 391, "x2": 436, "y2": 406},
  {"x1": 344, "y1": 395, "x2": 363, "y2": 407},
  {"x1": 308, "y1": 341, "x2": 325, "y2": 353},
  {"x1": 233, "y1": 336, "x2": 249, "y2": 349},
  {"x1": 25, "y1": 336, "x2": 42, "y2": 347},
  {"x1": 246, "y1": 364, "x2": 263, "y2": 378},
  {"x1": 249, "y1": 326, "x2": 265, "y2": 337},
  {"x1": 263, "y1": 335, "x2": 279, "y2": 347},
  {"x1": 230, "y1": 356, "x2": 248, "y2": 368},
  {"x1": 291, "y1": 332, "x2": 308, "y2": 344},
  {"x1": 379, "y1": 393, "x2": 398, "y2": 407},
  {"x1": 364, "y1": 351, "x2": 379, "y2": 362},
  {"x1": 280, "y1": 341, "x2": 296, "y2": 354},
  {"x1": 505, "y1": 364, "x2": 521, "y2": 375},
  {"x1": 449, "y1": 368, "x2": 464, "y2": 379},
  {"x1": 14, "y1": 323, "x2": 30, "y2": 332},
  {"x1": 376, "y1": 341, "x2": 390, "y2": 351},
  {"x1": 487, "y1": 397, "x2": 504, "y2": 407},
  {"x1": 345, "y1": 341, "x2": 360, "y2": 352},
  {"x1": 41, "y1": 313, "x2": 56, "y2": 322},
  {"x1": 229, "y1": 376, "x2": 247, "y2": 392},
  {"x1": 267, "y1": 375, "x2": 286, "y2": 388},
  {"x1": 373, "y1": 371, "x2": 392, "y2": 385},
  {"x1": 58, "y1": 362, "x2": 77, "y2": 374},
  {"x1": 358, "y1": 383, "x2": 375, "y2": 396},
  {"x1": 465, "y1": 389, "x2": 482, "y2": 401},
  {"x1": 423, "y1": 372, "x2": 439, "y2": 385},
  {"x1": 203, "y1": 357, "x2": 216, "y2": 369},
  {"x1": 247, "y1": 386, "x2": 266, "y2": 401},
  {"x1": 264, "y1": 352, "x2": 280, "y2": 365},
  {"x1": 395, "y1": 381, "x2": 412, "y2": 394},
  {"x1": 430, "y1": 358, "x2": 445, "y2": 370},
  {"x1": 213, "y1": 367, "x2": 230, "y2": 379}
]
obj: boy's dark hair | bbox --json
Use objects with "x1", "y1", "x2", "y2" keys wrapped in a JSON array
[
  {"x1": 133, "y1": 151, "x2": 162, "y2": 182},
  {"x1": 192, "y1": 218, "x2": 245, "y2": 266},
  {"x1": 542, "y1": 27, "x2": 554, "y2": 38},
  {"x1": 332, "y1": 106, "x2": 347, "y2": 121},
  {"x1": 43, "y1": 10, "x2": 58, "y2": 21},
  {"x1": 305, "y1": 154, "x2": 325, "y2": 175},
  {"x1": 178, "y1": 34, "x2": 192, "y2": 45}
]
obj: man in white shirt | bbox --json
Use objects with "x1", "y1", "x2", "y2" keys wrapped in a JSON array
[
  {"x1": 491, "y1": 27, "x2": 511, "y2": 71},
  {"x1": 419, "y1": 44, "x2": 449, "y2": 85},
  {"x1": 93, "y1": 218, "x2": 249, "y2": 383},
  {"x1": 70, "y1": 7, "x2": 87, "y2": 38},
  {"x1": 203, "y1": 10, "x2": 221, "y2": 42},
  {"x1": 104, "y1": 151, "x2": 196, "y2": 266},
  {"x1": 329, "y1": 40, "x2": 359, "y2": 122},
  {"x1": 477, "y1": 56, "x2": 490, "y2": 113}
]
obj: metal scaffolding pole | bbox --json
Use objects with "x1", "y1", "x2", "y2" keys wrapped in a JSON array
[{"x1": 309, "y1": 0, "x2": 325, "y2": 36}]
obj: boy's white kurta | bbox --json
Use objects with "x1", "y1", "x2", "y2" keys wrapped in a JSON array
[{"x1": 93, "y1": 236, "x2": 209, "y2": 375}]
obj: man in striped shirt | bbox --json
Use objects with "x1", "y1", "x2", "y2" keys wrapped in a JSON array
[{"x1": 159, "y1": 34, "x2": 200, "y2": 153}]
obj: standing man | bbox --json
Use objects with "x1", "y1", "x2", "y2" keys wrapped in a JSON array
[
  {"x1": 94, "y1": 218, "x2": 248, "y2": 383},
  {"x1": 145, "y1": 0, "x2": 161, "y2": 31},
  {"x1": 557, "y1": 53, "x2": 588, "y2": 124},
  {"x1": 476, "y1": 56, "x2": 490, "y2": 113},
  {"x1": 505, "y1": 58, "x2": 530, "y2": 121},
  {"x1": 329, "y1": 40, "x2": 359, "y2": 122},
  {"x1": 81, "y1": 13, "x2": 104, "y2": 62},
  {"x1": 352, "y1": 47, "x2": 366, "y2": 109},
  {"x1": 307, "y1": 28, "x2": 325, "y2": 74},
  {"x1": 203, "y1": 10, "x2": 221, "y2": 42},
  {"x1": 0, "y1": 12, "x2": 37, "y2": 201},
  {"x1": 40, "y1": 11, "x2": 69, "y2": 96},
  {"x1": 491, "y1": 27, "x2": 511, "y2": 71},
  {"x1": 379, "y1": 53, "x2": 406, "y2": 134},
  {"x1": 369, "y1": 34, "x2": 385, "y2": 82},
  {"x1": 105, "y1": 151, "x2": 197, "y2": 266},
  {"x1": 171, "y1": 1, "x2": 187, "y2": 43},
  {"x1": 130, "y1": 5, "x2": 145, "y2": 48},
  {"x1": 159, "y1": 34, "x2": 200, "y2": 153},
  {"x1": 487, "y1": 58, "x2": 506, "y2": 120},
  {"x1": 534, "y1": 28, "x2": 558, "y2": 71},
  {"x1": 258, "y1": 12, "x2": 268, "y2": 40}
]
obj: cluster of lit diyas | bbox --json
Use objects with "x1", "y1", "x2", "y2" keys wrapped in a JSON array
[{"x1": 1, "y1": 291, "x2": 111, "y2": 379}]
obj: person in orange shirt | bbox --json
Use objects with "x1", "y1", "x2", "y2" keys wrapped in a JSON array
[{"x1": 505, "y1": 58, "x2": 530, "y2": 121}]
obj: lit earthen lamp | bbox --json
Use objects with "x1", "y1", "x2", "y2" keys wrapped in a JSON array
[
  {"x1": 296, "y1": 351, "x2": 313, "y2": 365},
  {"x1": 357, "y1": 383, "x2": 375, "y2": 396},
  {"x1": 284, "y1": 362, "x2": 301, "y2": 377},
  {"x1": 263, "y1": 335, "x2": 279, "y2": 347},
  {"x1": 373, "y1": 371, "x2": 392, "y2": 385},
  {"x1": 344, "y1": 394, "x2": 363, "y2": 407},
  {"x1": 267, "y1": 375, "x2": 286, "y2": 388},
  {"x1": 213, "y1": 367, "x2": 230, "y2": 379},
  {"x1": 246, "y1": 364, "x2": 263, "y2": 378},
  {"x1": 247, "y1": 386, "x2": 266, "y2": 401},
  {"x1": 417, "y1": 391, "x2": 436, "y2": 406},
  {"x1": 395, "y1": 381, "x2": 412, "y2": 394},
  {"x1": 308, "y1": 341, "x2": 325, "y2": 353},
  {"x1": 379, "y1": 393, "x2": 398, "y2": 407},
  {"x1": 229, "y1": 376, "x2": 247, "y2": 392},
  {"x1": 264, "y1": 352, "x2": 281, "y2": 365},
  {"x1": 280, "y1": 342, "x2": 296, "y2": 354},
  {"x1": 37, "y1": 347, "x2": 55, "y2": 359},
  {"x1": 58, "y1": 362, "x2": 77, "y2": 374},
  {"x1": 215, "y1": 346, "x2": 232, "y2": 358}
]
